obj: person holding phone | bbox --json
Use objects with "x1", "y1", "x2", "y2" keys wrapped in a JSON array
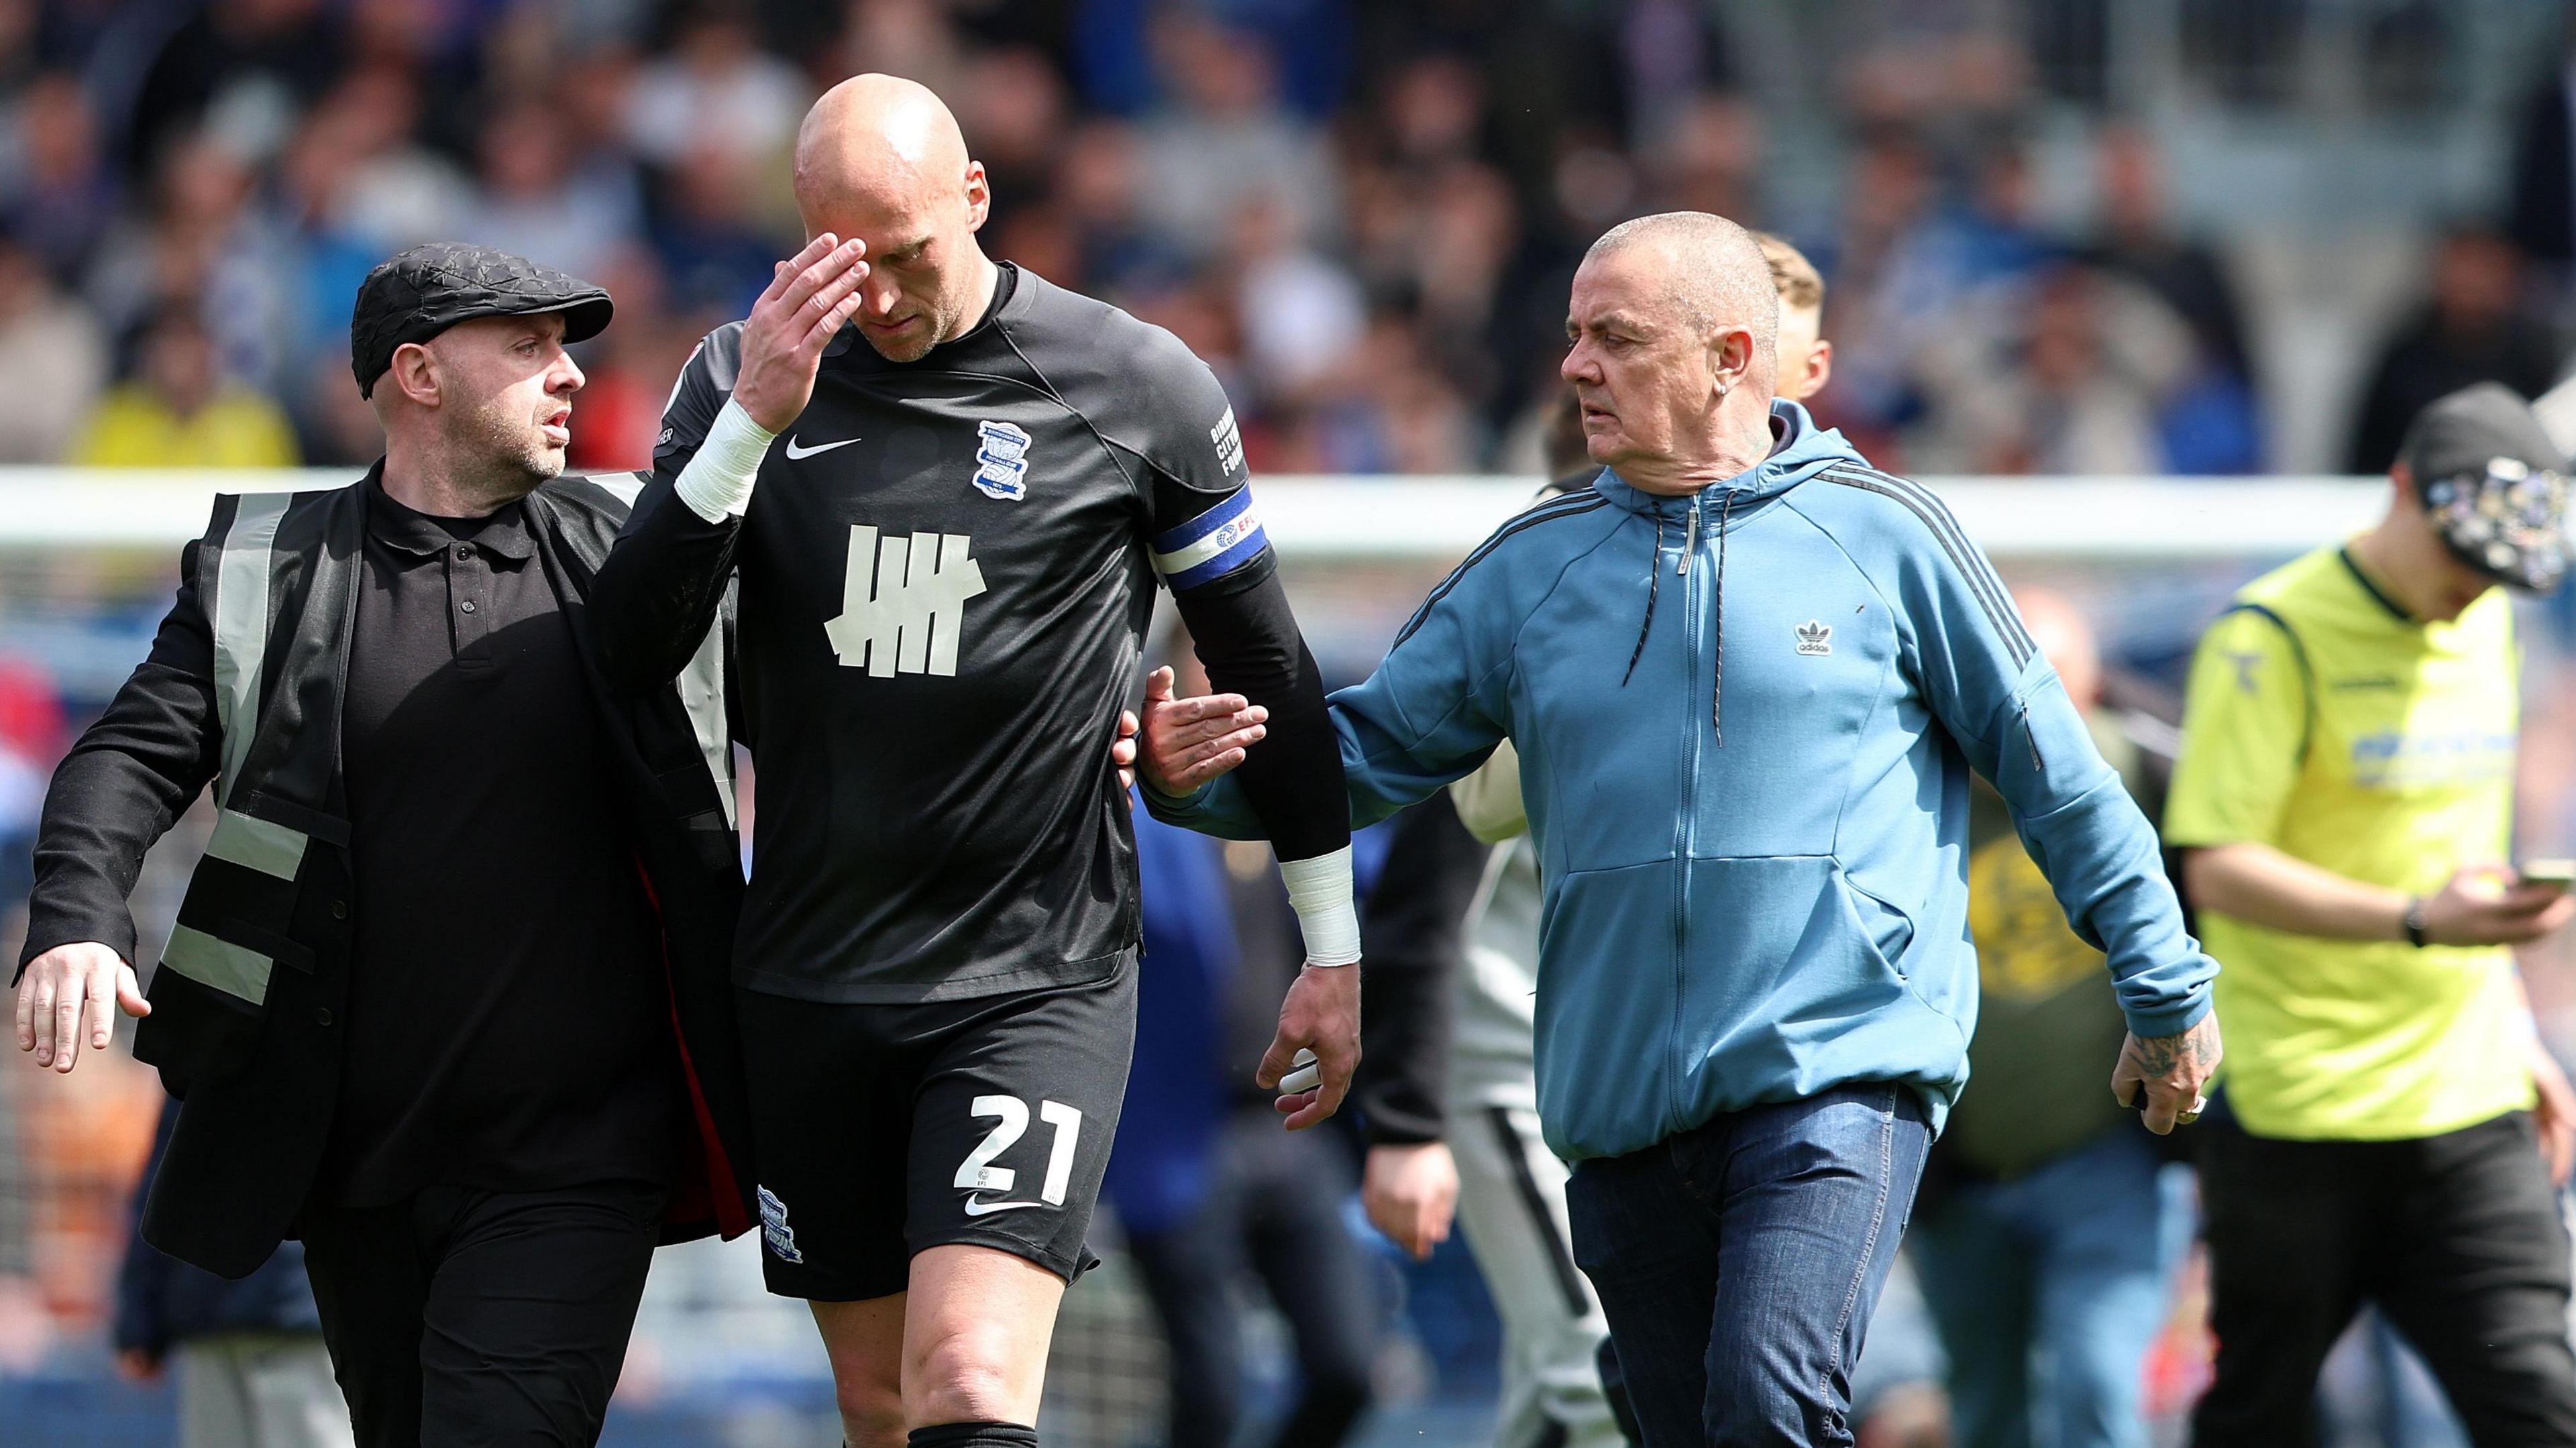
[{"x1": 2168, "y1": 382, "x2": 2576, "y2": 1446}]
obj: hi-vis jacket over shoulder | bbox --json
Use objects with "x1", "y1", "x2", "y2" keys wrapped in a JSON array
[{"x1": 15, "y1": 469, "x2": 756, "y2": 1278}]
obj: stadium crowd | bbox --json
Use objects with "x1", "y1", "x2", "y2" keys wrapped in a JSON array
[{"x1": 0, "y1": 0, "x2": 2512, "y2": 484}]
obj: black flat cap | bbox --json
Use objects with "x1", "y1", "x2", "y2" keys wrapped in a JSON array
[{"x1": 350, "y1": 241, "x2": 613, "y2": 398}]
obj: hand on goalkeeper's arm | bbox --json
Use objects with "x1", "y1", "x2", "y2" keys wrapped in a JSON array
[{"x1": 1139, "y1": 665, "x2": 1267, "y2": 795}]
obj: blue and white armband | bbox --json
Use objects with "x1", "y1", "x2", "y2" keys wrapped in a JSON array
[
  {"x1": 1151, "y1": 490, "x2": 1269, "y2": 592},
  {"x1": 1279, "y1": 845, "x2": 1360, "y2": 966}
]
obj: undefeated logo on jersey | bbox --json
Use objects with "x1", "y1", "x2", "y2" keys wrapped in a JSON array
[
  {"x1": 826, "y1": 526, "x2": 988, "y2": 677},
  {"x1": 974, "y1": 420, "x2": 1030, "y2": 500}
]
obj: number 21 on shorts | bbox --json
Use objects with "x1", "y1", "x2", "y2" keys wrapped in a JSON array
[{"x1": 955, "y1": 1095, "x2": 1081, "y2": 1212}]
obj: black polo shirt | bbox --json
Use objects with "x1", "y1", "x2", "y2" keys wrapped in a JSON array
[{"x1": 315, "y1": 474, "x2": 680, "y2": 1207}]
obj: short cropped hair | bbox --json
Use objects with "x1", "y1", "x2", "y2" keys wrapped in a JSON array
[
  {"x1": 1585, "y1": 211, "x2": 1777, "y2": 359},
  {"x1": 1754, "y1": 231, "x2": 1825, "y2": 313}
]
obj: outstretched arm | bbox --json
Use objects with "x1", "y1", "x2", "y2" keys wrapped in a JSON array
[
  {"x1": 1905, "y1": 534, "x2": 2218, "y2": 1134},
  {"x1": 16, "y1": 527, "x2": 226, "y2": 1070},
  {"x1": 592, "y1": 235, "x2": 872, "y2": 693}
]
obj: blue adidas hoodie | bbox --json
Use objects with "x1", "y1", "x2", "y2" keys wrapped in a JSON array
[{"x1": 1148, "y1": 402, "x2": 2216, "y2": 1162}]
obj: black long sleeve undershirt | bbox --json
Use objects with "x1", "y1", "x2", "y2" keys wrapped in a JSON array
[{"x1": 1167, "y1": 553, "x2": 1349, "y2": 865}]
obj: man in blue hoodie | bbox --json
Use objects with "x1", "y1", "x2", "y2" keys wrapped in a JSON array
[{"x1": 1139, "y1": 211, "x2": 2222, "y2": 1447}]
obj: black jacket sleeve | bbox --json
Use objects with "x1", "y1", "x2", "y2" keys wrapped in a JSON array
[
  {"x1": 590, "y1": 327, "x2": 749, "y2": 695},
  {"x1": 18, "y1": 536, "x2": 221, "y2": 978},
  {"x1": 1351, "y1": 791, "x2": 1491, "y2": 1145}
]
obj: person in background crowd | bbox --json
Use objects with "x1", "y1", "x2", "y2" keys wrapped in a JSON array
[
  {"x1": 1909, "y1": 590, "x2": 2190, "y2": 1448},
  {"x1": 0, "y1": 234, "x2": 107, "y2": 461},
  {"x1": 116, "y1": 1097, "x2": 352, "y2": 1448},
  {"x1": 2171, "y1": 382, "x2": 2576, "y2": 1446},
  {"x1": 2348, "y1": 230, "x2": 2559, "y2": 474},
  {"x1": 1758, "y1": 231, "x2": 1835, "y2": 404},
  {"x1": 1112, "y1": 765, "x2": 1383, "y2": 1448},
  {"x1": 1147, "y1": 211, "x2": 2221, "y2": 1447},
  {"x1": 69, "y1": 307, "x2": 299, "y2": 469}
]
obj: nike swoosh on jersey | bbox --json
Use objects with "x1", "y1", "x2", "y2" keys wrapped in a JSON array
[
  {"x1": 960, "y1": 1196, "x2": 1046, "y2": 1217},
  {"x1": 784, "y1": 434, "x2": 860, "y2": 460}
]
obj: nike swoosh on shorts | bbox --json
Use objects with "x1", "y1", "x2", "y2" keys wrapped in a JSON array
[
  {"x1": 961, "y1": 1196, "x2": 1045, "y2": 1217},
  {"x1": 784, "y1": 434, "x2": 859, "y2": 460}
]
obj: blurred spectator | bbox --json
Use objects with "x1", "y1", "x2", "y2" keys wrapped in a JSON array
[
  {"x1": 2508, "y1": 14, "x2": 2576, "y2": 280},
  {"x1": 69, "y1": 307, "x2": 300, "y2": 468},
  {"x1": 114, "y1": 1098, "x2": 349, "y2": 1448},
  {"x1": 650, "y1": 144, "x2": 787, "y2": 317},
  {"x1": 1056, "y1": 118, "x2": 1191, "y2": 294},
  {"x1": 1228, "y1": 193, "x2": 1365, "y2": 402},
  {"x1": 1138, "y1": 17, "x2": 1338, "y2": 260},
  {"x1": 2087, "y1": 126, "x2": 2251, "y2": 378},
  {"x1": 1644, "y1": 91, "x2": 1762, "y2": 222},
  {"x1": 1113, "y1": 805, "x2": 1380, "y2": 1448},
  {"x1": 951, "y1": 47, "x2": 1067, "y2": 237},
  {"x1": 1, "y1": 72, "x2": 119, "y2": 282},
  {"x1": 454, "y1": 98, "x2": 639, "y2": 286},
  {"x1": 2349, "y1": 227, "x2": 2560, "y2": 474},
  {"x1": 1911, "y1": 591, "x2": 2190, "y2": 1448},
  {"x1": 0, "y1": 655, "x2": 60, "y2": 924},
  {"x1": 123, "y1": 0, "x2": 345, "y2": 174},
  {"x1": 85, "y1": 130, "x2": 296, "y2": 394},
  {"x1": 0, "y1": 235, "x2": 107, "y2": 461},
  {"x1": 1911, "y1": 262, "x2": 2196, "y2": 475},
  {"x1": 623, "y1": 3, "x2": 807, "y2": 169}
]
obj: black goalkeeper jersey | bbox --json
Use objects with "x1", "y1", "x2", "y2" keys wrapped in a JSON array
[{"x1": 594, "y1": 264, "x2": 1329, "y2": 1003}]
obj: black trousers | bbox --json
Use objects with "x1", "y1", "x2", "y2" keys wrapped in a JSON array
[
  {"x1": 2192, "y1": 1103, "x2": 2576, "y2": 1448},
  {"x1": 298, "y1": 1181, "x2": 666, "y2": 1448},
  {"x1": 1122, "y1": 1110, "x2": 1378, "y2": 1448}
]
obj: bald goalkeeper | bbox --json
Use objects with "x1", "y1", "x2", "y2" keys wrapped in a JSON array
[
  {"x1": 589, "y1": 77, "x2": 1356, "y2": 1448},
  {"x1": 1139, "y1": 212, "x2": 2221, "y2": 1445}
]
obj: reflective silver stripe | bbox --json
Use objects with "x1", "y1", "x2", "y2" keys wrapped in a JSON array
[
  {"x1": 203, "y1": 807, "x2": 306, "y2": 881},
  {"x1": 592, "y1": 471, "x2": 645, "y2": 507},
  {"x1": 161, "y1": 924, "x2": 273, "y2": 1003},
  {"x1": 676, "y1": 621, "x2": 737, "y2": 828},
  {"x1": 211, "y1": 494, "x2": 290, "y2": 805}
]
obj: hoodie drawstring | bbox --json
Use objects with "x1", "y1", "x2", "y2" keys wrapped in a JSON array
[
  {"x1": 1711, "y1": 489, "x2": 1736, "y2": 744},
  {"x1": 1621, "y1": 512, "x2": 1666, "y2": 685}
]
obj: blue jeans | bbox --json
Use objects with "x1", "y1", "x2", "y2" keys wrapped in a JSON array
[
  {"x1": 1909, "y1": 1129, "x2": 2192, "y2": 1448},
  {"x1": 1565, "y1": 1082, "x2": 1933, "y2": 1447}
]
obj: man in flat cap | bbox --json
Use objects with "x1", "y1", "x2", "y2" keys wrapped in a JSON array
[
  {"x1": 12, "y1": 242, "x2": 765, "y2": 1447},
  {"x1": 2168, "y1": 380, "x2": 2576, "y2": 1445}
]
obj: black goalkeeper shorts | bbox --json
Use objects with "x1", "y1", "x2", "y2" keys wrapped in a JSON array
[{"x1": 736, "y1": 956, "x2": 1137, "y2": 1301}]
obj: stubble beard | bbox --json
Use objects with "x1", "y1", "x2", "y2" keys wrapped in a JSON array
[{"x1": 445, "y1": 394, "x2": 561, "y2": 508}]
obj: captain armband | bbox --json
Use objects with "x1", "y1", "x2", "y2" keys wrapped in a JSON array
[
  {"x1": 1150, "y1": 490, "x2": 1269, "y2": 592},
  {"x1": 1279, "y1": 846, "x2": 1360, "y2": 966},
  {"x1": 674, "y1": 398, "x2": 777, "y2": 523}
]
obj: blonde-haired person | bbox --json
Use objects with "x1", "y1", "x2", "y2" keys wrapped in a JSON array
[{"x1": 1754, "y1": 231, "x2": 1833, "y2": 404}]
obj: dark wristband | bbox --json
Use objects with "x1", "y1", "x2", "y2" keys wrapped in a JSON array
[{"x1": 2403, "y1": 896, "x2": 2428, "y2": 948}]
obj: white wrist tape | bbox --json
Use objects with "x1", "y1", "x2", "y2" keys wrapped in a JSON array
[
  {"x1": 1279, "y1": 845, "x2": 1360, "y2": 966},
  {"x1": 675, "y1": 398, "x2": 776, "y2": 522}
]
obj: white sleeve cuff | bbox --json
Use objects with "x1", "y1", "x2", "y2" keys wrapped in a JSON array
[
  {"x1": 674, "y1": 398, "x2": 776, "y2": 523},
  {"x1": 1279, "y1": 845, "x2": 1361, "y2": 966}
]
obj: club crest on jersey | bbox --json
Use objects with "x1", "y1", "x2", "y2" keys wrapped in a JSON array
[
  {"x1": 1796, "y1": 620, "x2": 1833, "y2": 656},
  {"x1": 973, "y1": 420, "x2": 1030, "y2": 500},
  {"x1": 757, "y1": 1186, "x2": 804, "y2": 1263}
]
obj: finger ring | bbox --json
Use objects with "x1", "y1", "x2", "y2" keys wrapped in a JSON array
[{"x1": 2176, "y1": 1109, "x2": 2202, "y2": 1126}]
